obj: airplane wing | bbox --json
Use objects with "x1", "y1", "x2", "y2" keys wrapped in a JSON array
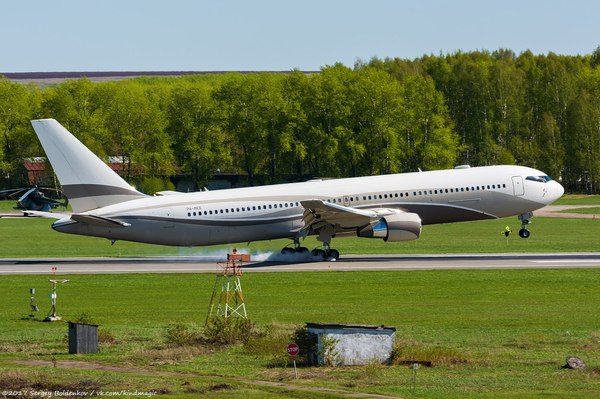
[
  {"x1": 300, "y1": 199, "x2": 378, "y2": 229},
  {"x1": 299, "y1": 199, "x2": 422, "y2": 242}
]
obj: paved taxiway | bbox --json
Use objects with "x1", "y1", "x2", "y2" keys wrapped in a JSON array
[{"x1": 1, "y1": 253, "x2": 600, "y2": 274}]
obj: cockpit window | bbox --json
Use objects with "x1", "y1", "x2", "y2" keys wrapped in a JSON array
[{"x1": 526, "y1": 175, "x2": 552, "y2": 183}]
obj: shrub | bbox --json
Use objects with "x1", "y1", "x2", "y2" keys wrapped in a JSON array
[
  {"x1": 203, "y1": 317, "x2": 258, "y2": 346},
  {"x1": 291, "y1": 326, "x2": 318, "y2": 365},
  {"x1": 98, "y1": 328, "x2": 117, "y2": 344},
  {"x1": 391, "y1": 340, "x2": 467, "y2": 367},
  {"x1": 243, "y1": 324, "x2": 291, "y2": 368},
  {"x1": 164, "y1": 323, "x2": 201, "y2": 346},
  {"x1": 70, "y1": 312, "x2": 97, "y2": 325}
]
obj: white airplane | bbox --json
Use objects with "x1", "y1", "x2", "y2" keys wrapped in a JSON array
[{"x1": 30, "y1": 119, "x2": 564, "y2": 260}]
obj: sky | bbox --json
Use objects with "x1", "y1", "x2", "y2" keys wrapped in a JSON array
[{"x1": 2, "y1": 0, "x2": 600, "y2": 72}]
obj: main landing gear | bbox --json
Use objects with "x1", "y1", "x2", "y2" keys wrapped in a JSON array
[
  {"x1": 280, "y1": 226, "x2": 341, "y2": 261},
  {"x1": 280, "y1": 246, "x2": 309, "y2": 255},
  {"x1": 280, "y1": 245, "x2": 340, "y2": 261},
  {"x1": 518, "y1": 212, "x2": 533, "y2": 238},
  {"x1": 310, "y1": 245, "x2": 340, "y2": 261}
]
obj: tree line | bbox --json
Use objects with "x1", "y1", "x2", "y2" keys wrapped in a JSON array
[{"x1": 1, "y1": 48, "x2": 600, "y2": 193}]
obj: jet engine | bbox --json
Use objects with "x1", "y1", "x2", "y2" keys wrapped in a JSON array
[{"x1": 356, "y1": 212, "x2": 422, "y2": 242}]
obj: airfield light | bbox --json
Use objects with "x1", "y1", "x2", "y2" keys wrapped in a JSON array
[
  {"x1": 29, "y1": 288, "x2": 39, "y2": 317},
  {"x1": 412, "y1": 363, "x2": 419, "y2": 394}
]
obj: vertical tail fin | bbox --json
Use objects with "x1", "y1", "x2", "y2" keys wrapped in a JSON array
[{"x1": 31, "y1": 119, "x2": 147, "y2": 213}]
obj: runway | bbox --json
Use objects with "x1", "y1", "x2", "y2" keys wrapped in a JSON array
[{"x1": 1, "y1": 253, "x2": 600, "y2": 274}]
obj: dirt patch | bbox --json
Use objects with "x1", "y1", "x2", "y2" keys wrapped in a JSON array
[
  {"x1": 7, "y1": 359, "x2": 197, "y2": 378},
  {"x1": 5, "y1": 359, "x2": 403, "y2": 399}
]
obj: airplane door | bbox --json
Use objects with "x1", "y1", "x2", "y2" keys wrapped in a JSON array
[
  {"x1": 343, "y1": 196, "x2": 350, "y2": 206},
  {"x1": 512, "y1": 176, "x2": 524, "y2": 196}
]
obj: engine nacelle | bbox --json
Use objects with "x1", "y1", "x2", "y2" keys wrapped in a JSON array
[{"x1": 356, "y1": 212, "x2": 422, "y2": 242}]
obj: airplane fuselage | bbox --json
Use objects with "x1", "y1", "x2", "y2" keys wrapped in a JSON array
[{"x1": 51, "y1": 165, "x2": 564, "y2": 247}]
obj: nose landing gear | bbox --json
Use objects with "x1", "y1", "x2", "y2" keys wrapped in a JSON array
[{"x1": 518, "y1": 212, "x2": 533, "y2": 238}]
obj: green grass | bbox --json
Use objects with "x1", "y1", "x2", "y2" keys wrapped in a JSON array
[
  {"x1": 559, "y1": 206, "x2": 600, "y2": 214},
  {"x1": 0, "y1": 270, "x2": 598, "y2": 398},
  {"x1": 554, "y1": 194, "x2": 600, "y2": 205},
  {"x1": 2, "y1": 194, "x2": 600, "y2": 258},
  {"x1": 0, "y1": 199, "x2": 70, "y2": 213},
  {"x1": 2, "y1": 214, "x2": 600, "y2": 258},
  {"x1": 1, "y1": 196, "x2": 600, "y2": 397},
  {"x1": 0, "y1": 199, "x2": 21, "y2": 212}
]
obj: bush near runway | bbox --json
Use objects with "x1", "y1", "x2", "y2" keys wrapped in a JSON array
[{"x1": 0, "y1": 270, "x2": 598, "y2": 398}]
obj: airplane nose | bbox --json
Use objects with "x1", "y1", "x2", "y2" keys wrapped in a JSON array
[{"x1": 550, "y1": 181, "x2": 564, "y2": 203}]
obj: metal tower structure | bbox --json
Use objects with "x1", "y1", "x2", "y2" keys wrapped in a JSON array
[
  {"x1": 44, "y1": 266, "x2": 69, "y2": 322},
  {"x1": 205, "y1": 252, "x2": 248, "y2": 324}
]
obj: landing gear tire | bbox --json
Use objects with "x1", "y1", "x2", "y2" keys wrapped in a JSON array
[
  {"x1": 311, "y1": 249, "x2": 326, "y2": 259},
  {"x1": 296, "y1": 246, "x2": 309, "y2": 254},
  {"x1": 519, "y1": 228, "x2": 530, "y2": 239},
  {"x1": 281, "y1": 247, "x2": 295, "y2": 255},
  {"x1": 327, "y1": 249, "x2": 340, "y2": 261}
]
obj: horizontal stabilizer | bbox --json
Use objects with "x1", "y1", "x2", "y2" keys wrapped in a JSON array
[
  {"x1": 71, "y1": 214, "x2": 131, "y2": 227},
  {"x1": 24, "y1": 211, "x2": 71, "y2": 219}
]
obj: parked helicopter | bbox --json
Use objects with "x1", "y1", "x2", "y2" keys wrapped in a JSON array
[{"x1": 0, "y1": 186, "x2": 67, "y2": 212}]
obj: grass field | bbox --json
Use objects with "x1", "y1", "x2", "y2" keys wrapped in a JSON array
[
  {"x1": 553, "y1": 194, "x2": 600, "y2": 205},
  {"x1": 1, "y1": 195, "x2": 599, "y2": 398},
  {"x1": 2, "y1": 202, "x2": 600, "y2": 258},
  {"x1": 559, "y1": 206, "x2": 600, "y2": 214},
  {"x1": 0, "y1": 270, "x2": 598, "y2": 398}
]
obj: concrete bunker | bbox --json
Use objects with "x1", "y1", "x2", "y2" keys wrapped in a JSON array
[{"x1": 306, "y1": 323, "x2": 396, "y2": 366}]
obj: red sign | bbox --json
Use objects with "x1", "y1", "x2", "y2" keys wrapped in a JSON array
[{"x1": 287, "y1": 343, "x2": 300, "y2": 356}]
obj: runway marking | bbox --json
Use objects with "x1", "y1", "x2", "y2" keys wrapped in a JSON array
[{"x1": 531, "y1": 260, "x2": 600, "y2": 263}]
